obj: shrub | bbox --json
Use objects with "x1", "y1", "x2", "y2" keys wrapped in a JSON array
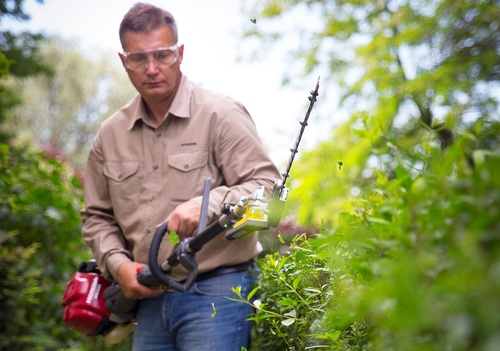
[
  {"x1": 232, "y1": 233, "x2": 337, "y2": 350},
  {"x1": 324, "y1": 138, "x2": 500, "y2": 350}
]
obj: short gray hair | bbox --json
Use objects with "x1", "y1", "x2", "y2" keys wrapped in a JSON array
[{"x1": 119, "y1": 3, "x2": 178, "y2": 48}]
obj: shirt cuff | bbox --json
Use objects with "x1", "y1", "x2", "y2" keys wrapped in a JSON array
[{"x1": 106, "y1": 253, "x2": 132, "y2": 281}]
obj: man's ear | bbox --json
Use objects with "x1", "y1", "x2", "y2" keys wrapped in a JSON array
[
  {"x1": 177, "y1": 44, "x2": 184, "y2": 64},
  {"x1": 118, "y1": 53, "x2": 127, "y2": 70}
]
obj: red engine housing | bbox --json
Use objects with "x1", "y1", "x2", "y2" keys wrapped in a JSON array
[{"x1": 62, "y1": 263, "x2": 113, "y2": 336}]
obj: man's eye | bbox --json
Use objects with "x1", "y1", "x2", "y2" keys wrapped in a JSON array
[
  {"x1": 156, "y1": 50, "x2": 172, "y2": 61},
  {"x1": 129, "y1": 54, "x2": 147, "y2": 63}
]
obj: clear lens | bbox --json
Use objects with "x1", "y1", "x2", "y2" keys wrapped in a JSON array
[
  {"x1": 154, "y1": 49, "x2": 177, "y2": 65},
  {"x1": 123, "y1": 45, "x2": 178, "y2": 70}
]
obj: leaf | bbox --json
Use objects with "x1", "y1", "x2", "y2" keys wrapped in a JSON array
[
  {"x1": 168, "y1": 230, "x2": 180, "y2": 245},
  {"x1": 278, "y1": 232, "x2": 285, "y2": 244},
  {"x1": 253, "y1": 299, "x2": 262, "y2": 309},
  {"x1": 248, "y1": 313, "x2": 277, "y2": 321},
  {"x1": 45, "y1": 206, "x2": 62, "y2": 221},
  {"x1": 210, "y1": 303, "x2": 218, "y2": 318},
  {"x1": 304, "y1": 288, "x2": 322, "y2": 294},
  {"x1": 281, "y1": 318, "x2": 295, "y2": 326},
  {"x1": 366, "y1": 216, "x2": 391, "y2": 225},
  {"x1": 247, "y1": 286, "x2": 259, "y2": 301},
  {"x1": 231, "y1": 285, "x2": 242, "y2": 298},
  {"x1": 284, "y1": 310, "x2": 297, "y2": 318},
  {"x1": 277, "y1": 256, "x2": 287, "y2": 271},
  {"x1": 292, "y1": 276, "x2": 302, "y2": 289},
  {"x1": 278, "y1": 297, "x2": 295, "y2": 306}
]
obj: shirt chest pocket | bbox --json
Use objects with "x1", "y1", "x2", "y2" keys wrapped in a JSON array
[
  {"x1": 167, "y1": 151, "x2": 210, "y2": 202},
  {"x1": 103, "y1": 161, "x2": 141, "y2": 213},
  {"x1": 168, "y1": 151, "x2": 208, "y2": 172}
]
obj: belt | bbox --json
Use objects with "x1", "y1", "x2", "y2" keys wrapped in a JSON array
[
  {"x1": 162, "y1": 260, "x2": 255, "y2": 293},
  {"x1": 195, "y1": 260, "x2": 255, "y2": 282}
]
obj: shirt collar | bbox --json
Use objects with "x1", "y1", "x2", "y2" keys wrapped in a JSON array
[
  {"x1": 126, "y1": 96, "x2": 148, "y2": 130},
  {"x1": 126, "y1": 74, "x2": 192, "y2": 131},
  {"x1": 169, "y1": 74, "x2": 191, "y2": 119}
]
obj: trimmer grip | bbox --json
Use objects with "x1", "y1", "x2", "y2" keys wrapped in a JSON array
[{"x1": 137, "y1": 266, "x2": 160, "y2": 286}]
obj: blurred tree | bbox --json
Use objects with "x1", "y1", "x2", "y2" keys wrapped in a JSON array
[
  {"x1": 0, "y1": 0, "x2": 50, "y2": 142},
  {"x1": 6, "y1": 36, "x2": 136, "y2": 168},
  {"x1": 243, "y1": 0, "x2": 499, "y2": 226}
]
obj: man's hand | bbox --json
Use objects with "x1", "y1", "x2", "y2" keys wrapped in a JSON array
[
  {"x1": 116, "y1": 261, "x2": 164, "y2": 300},
  {"x1": 160, "y1": 199, "x2": 201, "y2": 238}
]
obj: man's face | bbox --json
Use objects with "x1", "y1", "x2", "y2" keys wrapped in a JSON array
[{"x1": 119, "y1": 25, "x2": 184, "y2": 103}]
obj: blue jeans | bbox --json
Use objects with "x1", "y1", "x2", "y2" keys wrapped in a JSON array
[{"x1": 132, "y1": 269, "x2": 256, "y2": 351}]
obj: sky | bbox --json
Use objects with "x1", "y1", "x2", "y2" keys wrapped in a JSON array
[{"x1": 4, "y1": 0, "x2": 333, "y2": 166}]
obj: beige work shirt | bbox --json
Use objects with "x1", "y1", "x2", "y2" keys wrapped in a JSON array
[{"x1": 81, "y1": 74, "x2": 280, "y2": 281}]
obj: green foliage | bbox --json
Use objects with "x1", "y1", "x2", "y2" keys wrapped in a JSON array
[
  {"x1": 245, "y1": 1, "x2": 499, "y2": 349},
  {"x1": 0, "y1": 235, "x2": 43, "y2": 349},
  {"x1": 0, "y1": 142, "x2": 92, "y2": 350},
  {"x1": 248, "y1": 126, "x2": 500, "y2": 351},
  {"x1": 246, "y1": 0, "x2": 498, "y2": 184},
  {"x1": 0, "y1": 48, "x2": 20, "y2": 142},
  {"x1": 1, "y1": 30, "x2": 52, "y2": 78},
  {"x1": 0, "y1": 0, "x2": 50, "y2": 143},
  {"x1": 324, "y1": 138, "x2": 500, "y2": 350},
  {"x1": 232, "y1": 234, "x2": 336, "y2": 350}
]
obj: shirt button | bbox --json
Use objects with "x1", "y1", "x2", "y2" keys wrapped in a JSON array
[
  {"x1": 153, "y1": 165, "x2": 159, "y2": 171},
  {"x1": 184, "y1": 164, "x2": 189, "y2": 169},
  {"x1": 156, "y1": 133, "x2": 161, "y2": 138},
  {"x1": 146, "y1": 229, "x2": 151, "y2": 234},
  {"x1": 117, "y1": 174, "x2": 122, "y2": 179}
]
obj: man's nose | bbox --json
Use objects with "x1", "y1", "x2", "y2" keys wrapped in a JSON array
[{"x1": 145, "y1": 58, "x2": 160, "y2": 73}]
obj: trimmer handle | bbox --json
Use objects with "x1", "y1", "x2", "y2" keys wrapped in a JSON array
[{"x1": 148, "y1": 221, "x2": 199, "y2": 293}]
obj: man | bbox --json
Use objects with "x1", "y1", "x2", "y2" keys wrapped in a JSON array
[{"x1": 81, "y1": 3, "x2": 280, "y2": 350}]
